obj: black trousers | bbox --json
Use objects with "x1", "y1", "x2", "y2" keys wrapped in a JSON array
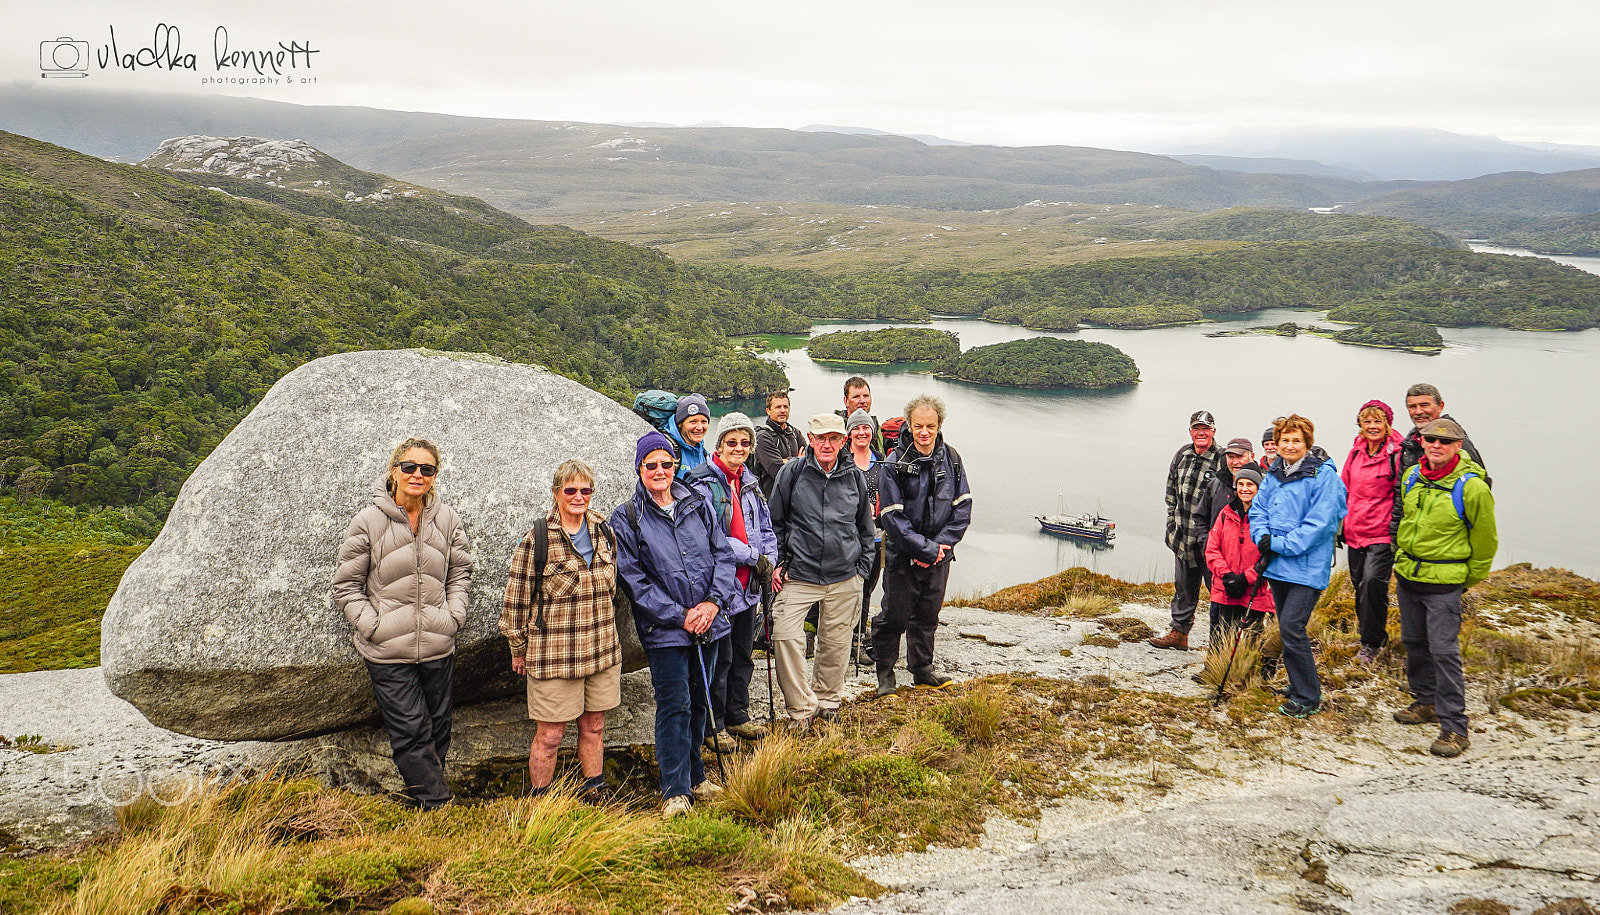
[
  {"x1": 873, "y1": 554, "x2": 951, "y2": 672},
  {"x1": 1169, "y1": 553, "x2": 1210, "y2": 634},
  {"x1": 710, "y1": 606, "x2": 757, "y2": 729},
  {"x1": 365, "y1": 655, "x2": 454, "y2": 808},
  {"x1": 1348, "y1": 543, "x2": 1395, "y2": 649},
  {"x1": 1208, "y1": 601, "x2": 1269, "y2": 640},
  {"x1": 860, "y1": 541, "x2": 883, "y2": 635}
]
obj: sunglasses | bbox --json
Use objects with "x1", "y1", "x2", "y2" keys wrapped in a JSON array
[
  {"x1": 642, "y1": 460, "x2": 677, "y2": 471},
  {"x1": 561, "y1": 486, "x2": 594, "y2": 496},
  {"x1": 1421, "y1": 435, "x2": 1458, "y2": 444},
  {"x1": 722, "y1": 438, "x2": 753, "y2": 448},
  {"x1": 394, "y1": 461, "x2": 437, "y2": 477}
]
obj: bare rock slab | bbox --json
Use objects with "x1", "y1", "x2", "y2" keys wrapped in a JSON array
[{"x1": 101, "y1": 350, "x2": 649, "y2": 741}]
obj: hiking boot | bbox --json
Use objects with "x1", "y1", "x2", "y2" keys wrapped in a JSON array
[
  {"x1": 911, "y1": 666, "x2": 953, "y2": 689},
  {"x1": 1277, "y1": 699, "x2": 1320, "y2": 719},
  {"x1": 813, "y1": 706, "x2": 838, "y2": 723},
  {"x1": 1148, "y1": 628, "x2": 1189, "y2": 650},
  {"x1": 876, "y1": 667, "x2": 898, "y2": 699},
  {"x1": 691, "y1": 780, "x2": 724, "y2": 802},
  {"x1": 783, "y1": 715, "x2": 814, "y2": 736},
  {"x1": 662, "y1": 795, "x2": 692, "y2": 818},
  {"x1": 727, "y1": 720, "x2": 768, "y2": 741},
  {"x1": 580, "y1": 783, "x2": 613, "y2": 806},
  {"x1": 1355, "y1": 644, "x2": 1382, "y2": 665},
  {"x1": 1430, "y1": 730, "x2": 1470, "y2": 758},
  {"x1": 855, "y1": 634, "x2": 876, "y2": 665},
  {"x1": 704, "y1": 731, "x2": 737, "y2": 753},
  {"x1": 1393, "y1": 701, "x2": 1437, "y2": 725}
]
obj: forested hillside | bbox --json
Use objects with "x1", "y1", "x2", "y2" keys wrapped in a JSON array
[{"x1": 0, "y1": 131, "x2": 795, "y2": 524}]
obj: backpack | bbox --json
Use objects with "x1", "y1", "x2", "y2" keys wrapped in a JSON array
[
  {"x1": 1403, "y1": 467, "x2": 1480, "y2": 531},
  {"x1": 880, "y1": 415, "x2": 906, "y2": 450},
  {"x1": 631, "y1": 390, "x2": 679, "y2": 433},
  {"x1": 530, "y1": 518, "x2": 619, "y2": 631}
]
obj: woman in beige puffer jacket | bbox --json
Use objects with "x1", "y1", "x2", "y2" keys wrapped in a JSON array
[{"x1": 332, "y1": 437, "x2": 472, "y2": 809}]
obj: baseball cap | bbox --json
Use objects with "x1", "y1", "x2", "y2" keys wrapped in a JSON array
[
  {"x1": 808, "y1": 413, "x2": 847, "y2": 435},
  {"x1": 1224, "y1": 437, "x2": 1254, "y2": 455},
  {"x1": 1189, "y1": 410, "x2": 1216, "y2": 429}
]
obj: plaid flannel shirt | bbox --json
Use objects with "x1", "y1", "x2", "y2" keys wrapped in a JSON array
[
  {"x1": 1165, "y1": 444, "x2": 1225, "y2": 566},
  {"x1": 498, "y1": 510, "x2": 622, "y2": 680}
]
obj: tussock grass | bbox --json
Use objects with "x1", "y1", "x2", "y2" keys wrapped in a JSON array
[
  {"x1": 935, "y1": 680, "x2": 1007, "y2": 744},
  {"x1": 1198, "y1": 625, "x2": 1264, "y2": 692},
  {"x1": 1054, "y1": 593, "x2": 1118, "y2": 618},
  {"x1": 714, "y1": 732, "x2": 805, "y2": 826}
]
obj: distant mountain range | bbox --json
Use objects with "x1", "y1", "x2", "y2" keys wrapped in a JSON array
[{"x1": 6, "y1": 88, "x2": 1600, "y2": 251}]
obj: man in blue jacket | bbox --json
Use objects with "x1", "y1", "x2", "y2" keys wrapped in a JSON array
[
  {"x1": 874, "y1": 395, "x2": 972, "y2": 697},
  {"x1": 768, "y1": 414, "x2": 876, "y2": 728}
]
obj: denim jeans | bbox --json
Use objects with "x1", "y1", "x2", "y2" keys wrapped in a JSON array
[
  {"x1": 646, "y1": 643, "x2": 718, "y2": 799},
  {"x1": 1269, "y1": 580, "x2": 1323, "y2": 709}
]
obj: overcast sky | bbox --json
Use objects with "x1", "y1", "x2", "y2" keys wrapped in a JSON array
[{"x1": 8, "y1": 0, "x2": 1599, "y2": 151}]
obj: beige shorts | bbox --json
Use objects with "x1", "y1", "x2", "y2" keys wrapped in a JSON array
[{"x1": 525, "y1": 662, "x2": 622, "y2": 722}]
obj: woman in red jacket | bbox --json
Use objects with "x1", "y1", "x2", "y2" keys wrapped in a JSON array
[
  {"x1": 1340, "y1": 399, "x2": 1405, "y2": 664},
  {"x1": 1205, "y1": 463, "x2": 1276, "y2": 639}
]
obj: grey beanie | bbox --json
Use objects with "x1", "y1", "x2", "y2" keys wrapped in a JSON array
[
  {"x1": 846, "y1": 409, "x2": 874, "y2": 432},
  {"x1": 715, "y1": 411, "x2": 756, "y2": 447},
  {"x1": 1234, "y1": 463, "x2": 1264, "y2": 486},
  {"x1": 675, "y1": 393, "x2": 709, "y2": 427}
]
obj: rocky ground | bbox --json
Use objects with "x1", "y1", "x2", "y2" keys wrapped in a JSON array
[{"x1": 3, "y1": 600, "x2": 1596, "y2": 912}]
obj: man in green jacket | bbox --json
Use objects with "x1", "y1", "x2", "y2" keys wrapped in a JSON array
[{"x1": 1390, "y1": 418, "x2": 1497, "y2": 759}]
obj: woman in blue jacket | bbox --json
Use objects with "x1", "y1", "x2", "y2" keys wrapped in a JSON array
[
  {"x1": 686, "y1": 412, "x2": 780, "y2": 746},
  {"x1": 611, "y1": 431, "x2": 741, "y2": 817},
  {"x1": 1249, "y1": 414, "x2": 1348, "y2": 719}
]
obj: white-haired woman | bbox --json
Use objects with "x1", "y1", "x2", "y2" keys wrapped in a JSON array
[
  {"x1": 333, "y1": 437, "x2": 472, "y2": 810},
  {"x1": 499, "y1": 459, "x2": 622, "y2": 804}
]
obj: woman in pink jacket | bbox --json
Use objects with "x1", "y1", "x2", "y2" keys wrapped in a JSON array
[
  {"x1": 1340, "y1": 399, "x2": 1405, "y2": 664},
  {"x1": 1205, "y1": 463, "x2": 1275, "y2": 639}
]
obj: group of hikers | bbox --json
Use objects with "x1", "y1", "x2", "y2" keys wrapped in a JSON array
[
  {"x1": 329, "y1": 376, "x2": 1497, "y2": 814},
  {"x1": 1154, "y1": 382, "x2": 1497, "y2": 759},
  {"x1": 332, "y1": 377, "x2": 971, "y2": 814}
]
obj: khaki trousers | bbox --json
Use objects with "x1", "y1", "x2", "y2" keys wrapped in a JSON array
[{"x1": 769, "y1": 576, "x2": 862, "y2": 720}]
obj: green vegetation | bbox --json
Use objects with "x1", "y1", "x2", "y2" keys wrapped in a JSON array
[
  {"x1": 0, "y1": 497, "x2": 147, "y2": 674},
  {"x1": 1331, "y1": 320, "x2": 1444, "y2": 353},
  {"x1": 807, "y1": 328, "x2": 960, "y2": 363},
  {"x1": 937, "y1": 338, "x2": 1138, "y2": 389},
  {"x1": 1500, "y1": 214, "x2": 1600, "y2": 256},
  {"x1": 0, "y1": 131, "x2": 798, "y2": 521}
]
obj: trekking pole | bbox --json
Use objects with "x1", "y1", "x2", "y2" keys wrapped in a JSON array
[
  {"x1": 695, "y1": 638, "x2": 728, "y2": 784},
  {"x1": 1212, "y1": 577, "x2": 1265, "y2": 708}
]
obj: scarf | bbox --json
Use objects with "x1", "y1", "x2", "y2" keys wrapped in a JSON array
[
  {"x1": 1420, "y1": 453, "x2": 1460, "y2": 482},
  {"x1": 713, "y1": 455, "x2": 750, "y2": 587}
]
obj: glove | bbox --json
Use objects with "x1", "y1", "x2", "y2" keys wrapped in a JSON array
[
  {"x1": 1256, "y1": 534, "x2": 1273, "y2": 557},
  {"x1": 1221, "y1": 572, "x2": 1248, "y2": 600},
  {"x1": 755, "y1": 554, "x2": 774, "y2": 582}
]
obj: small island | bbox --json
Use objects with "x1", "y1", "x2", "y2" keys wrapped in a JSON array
[
  {"x1": 1207, "y1": 320, "x2": 1442, "y2": 353},
  {"x1": 807, "y1": 327, "x2": 961, "y2": 364},
  {"x1": 936, "y1": 337, "x2": 1139, "y2": 389}
]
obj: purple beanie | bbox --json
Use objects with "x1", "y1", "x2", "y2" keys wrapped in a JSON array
[
  {"x1": 1359, "y1": 399, "x2": 1394, "y2": 425},
  {"x1": 635, "y1": 431, "x2": 676, "y2": 468}
]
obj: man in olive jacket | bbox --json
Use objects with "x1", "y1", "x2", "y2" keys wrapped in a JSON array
[{"x1": 1390, "y1": 418, "x2": 1497, "y2": 759}]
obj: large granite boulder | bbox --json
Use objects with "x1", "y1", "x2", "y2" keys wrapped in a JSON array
[{"x1": 102, "y1": 349, "x2": 650, "y2": 741}]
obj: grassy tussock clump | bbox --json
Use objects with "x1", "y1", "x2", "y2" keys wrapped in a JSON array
[
  {"x1": 13, "y1": 774, "x2": 876, "y2": 915},
  {"x1": 1198, "y1": 625, "x2": 1265, "y2": 692}
]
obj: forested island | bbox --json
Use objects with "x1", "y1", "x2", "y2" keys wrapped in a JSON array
[
  {"x1": 936, "y1": 338, "x2": 1138, "y2": 389},
  {"x1": 1208, "y1": 320, "x2": 1444, "y2": 354},
  {"x1": 807, "y1": 328, "x2": 961, "y2": 363}
]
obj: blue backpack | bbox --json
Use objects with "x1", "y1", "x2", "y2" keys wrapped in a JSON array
[
  {"x1": 1403, "y1": 467, "x2": 1480, "y2": 530},
  {"x1": 631, "y1": 390, "x2": 679, "y2": 433}
]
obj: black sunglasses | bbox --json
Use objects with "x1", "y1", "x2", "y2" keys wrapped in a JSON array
[
  {"x1": 561, "y1": 486, "x2": 595, "y2": 496},
  {"x1": 642, "y1": 460, "x2": 676, "y2": 471},
  {"x1": 395, "y1": 461, "x2": 437, "y2": 477},
  {"x1": 1421, "y1": 435, "x2": 1458, "y2": 444}
]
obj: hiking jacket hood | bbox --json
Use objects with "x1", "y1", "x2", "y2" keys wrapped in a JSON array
[
  {"x1": 879, "y1": 435, "x2": 972, "y2": 565},
  {"x1": 665, "y1": 416, "x2": 709, "y2": 479},
  {"x1": 332, "y1": 486, "x2": 473, "y2": 664},
  {"x1": 1249, "y1": 447, "x2": 1348, "y2": 590},
  {"x1": 1204, "y1": 501, "x2": 1276, "y2": 614},
  {"x1": 1341, "y1": 430, "x2": 1403, "y2": 548},
  {"x1": 770, "y1": 451, "x2": 875, "y2": 586},
  {"x1": 684, "y1": 459, "x2": 779, "y2": 614},
  {"x1": 610, "y1": 479, "x2": 738, "y2": 649},
  {"x1": 1395, "y1": 455, "x2": 1498, "y2": 588}
]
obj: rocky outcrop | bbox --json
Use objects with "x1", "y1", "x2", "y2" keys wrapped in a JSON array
[{"x1": 101, "y1": 350, "x2": 649, "y2": 741}]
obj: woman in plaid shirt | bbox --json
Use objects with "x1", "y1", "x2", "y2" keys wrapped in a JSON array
[{"x1": 499, "y1": 459, "x2": 623, "y2": 804}]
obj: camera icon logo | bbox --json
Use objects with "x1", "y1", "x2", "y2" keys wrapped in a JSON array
[{"x1": 41, "y1": 37, "x2": 91, "y2": 78}]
